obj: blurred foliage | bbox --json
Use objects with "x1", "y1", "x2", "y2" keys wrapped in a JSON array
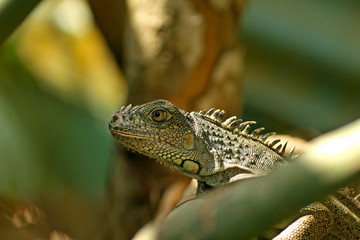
[
  {"x1": 0, "y1": 0, "x2": 128, "y2": 199},
  {"x1": 242, "y1": 0, "x2": 360, "y2": 137},
  {"x1": 0, "y1": 0, "x2": 41, "y2": 45},
  {"x1": 17, "y1": 0, "x2": 127, "y2": 119},
  {"x1": 0, "y1": 0, "x2": 129, "y2": 238},
  {"x1": 0, "y1": 40, "x2": 110, "y2": 197}
]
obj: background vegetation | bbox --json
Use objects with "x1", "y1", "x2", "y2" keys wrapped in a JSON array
[{"x1": 0, "y1": 0, "x2": 359, "y2": 239}]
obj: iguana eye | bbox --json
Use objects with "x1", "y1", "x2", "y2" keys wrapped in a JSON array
[{"x1": 151, "y1": 109, "x2": 168, "y2": 122}]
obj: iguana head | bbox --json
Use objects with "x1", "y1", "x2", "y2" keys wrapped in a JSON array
[
  {"x1": 109, "y1": 99, "x2": 292, "y2": 187},
  {"x1": 109, "y1": 99, "x2": 214, "y2": 180}
]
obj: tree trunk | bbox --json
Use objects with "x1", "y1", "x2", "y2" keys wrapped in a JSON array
[{"x1": 88, "y1": 0, "x2": 247, "y2": 239}]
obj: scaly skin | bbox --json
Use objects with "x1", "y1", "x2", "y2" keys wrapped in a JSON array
[
  {"x1": 109, "y1": 99, "x2": 360, "y2": 240},
  {"x1": 109, "y1": 99, "x2": 289, "y2": 187}
]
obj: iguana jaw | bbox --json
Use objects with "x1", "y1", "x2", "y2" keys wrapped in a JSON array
[
  {"x1": 110, "y1": 122, "x2": 208, "y2": 181},
  {"x1": 113, "y1": 130, "x2": 152, "y2": 139}
]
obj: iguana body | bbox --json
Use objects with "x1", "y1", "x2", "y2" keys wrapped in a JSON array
[{"x1": 109, "y1": 99, "x2": 360, "y2": 239}]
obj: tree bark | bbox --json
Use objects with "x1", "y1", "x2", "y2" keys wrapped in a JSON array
[{"x1": 88, "y1": 0, "x2": 247, "y2": 239}]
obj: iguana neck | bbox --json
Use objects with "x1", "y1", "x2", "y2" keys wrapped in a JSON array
[{"x1": 191, "y1": 112, "x2": 287, "y2": 176}]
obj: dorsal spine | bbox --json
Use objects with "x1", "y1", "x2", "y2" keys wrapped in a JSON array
[{"x1": 194, "y1": 109, "x2": 295, "y2": 160}]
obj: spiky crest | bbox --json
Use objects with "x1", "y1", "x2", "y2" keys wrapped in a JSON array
[
  {"x1": 336, "y1": 188, "x2": 360, "y2": 216},
  {"x1": 195, "y1": 108, "x2": 295, "y2": 160}
]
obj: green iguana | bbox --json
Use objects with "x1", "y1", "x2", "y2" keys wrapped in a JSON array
[{"x1": 109, "y1": 99, "x2": 360, "y2": 239}]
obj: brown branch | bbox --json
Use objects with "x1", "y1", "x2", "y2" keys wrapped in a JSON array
[{"x1": 159, "y1": 119, "x2": 360, "y2": 240}]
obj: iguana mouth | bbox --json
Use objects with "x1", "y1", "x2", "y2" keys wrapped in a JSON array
[{"x1": 112, "y1": 130, "x2": 151, "y2": 139}]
